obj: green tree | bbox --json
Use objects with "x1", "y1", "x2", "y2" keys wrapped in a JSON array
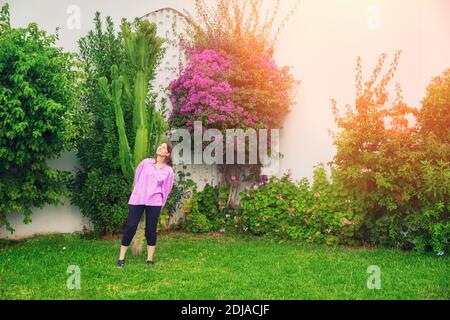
[
  {"x1": 330, "y1": 52, "x2": 449, "y2": 253},
  {"x1": 70, "y1": 12, "x2": 132, "y2": 236},
  {"x1": 417, "y1": 68, "x2": 450, "y2": 144},
  {"x1": 0, "y1": 3, "x2": 80, "y2": 232}
]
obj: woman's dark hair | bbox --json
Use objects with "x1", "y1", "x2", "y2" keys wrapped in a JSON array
[{"x1": 156, "y1": 140, "x2": 173, "y2": 167}]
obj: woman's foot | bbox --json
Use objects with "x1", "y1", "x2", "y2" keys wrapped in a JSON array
[
  {"x1": 146, "y1": 260, "x2": 154, "y2": 266},
  {"x1": 117, "y1": 259, "x2": 126, "y2": 268}
]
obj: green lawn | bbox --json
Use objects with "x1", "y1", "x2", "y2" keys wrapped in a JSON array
[{"x1": 0, "y1": 231, "x2": 448, "y2": 300}]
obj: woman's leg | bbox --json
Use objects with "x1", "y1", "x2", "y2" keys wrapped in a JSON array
[
  {"x1": 119, "y1": 205, "x2": 145, "y2": 260},
  {"x1": 144, "y1": 205, "x2": 162, "y2": 261}
]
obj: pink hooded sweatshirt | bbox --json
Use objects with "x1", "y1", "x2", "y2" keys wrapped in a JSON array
[{"x1": 128, "y1": 158, "x2": 175, "y2": 207}]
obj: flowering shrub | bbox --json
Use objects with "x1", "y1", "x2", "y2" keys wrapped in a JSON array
[
  {"x1": 169, "y1": 45, "x2": 297, "y2": 132},
  {"x1": 330, "y1": 54, "x2": 449, "y2": 253},
  {"x1": 169, "y1": 0, "x2": 298, "y2": 141},
  {"x1": 234, "y1": 164, "x2": 362, "y2": 245},
  {"x1": 167, "y1": 1, "x2": 300, "y2": 211},
  {"x1": 169, "y1": 48, "x2": 248, "y2": 130},
  {"x1": 184, "y1": 183, "x2": 230, "y2": 233}
]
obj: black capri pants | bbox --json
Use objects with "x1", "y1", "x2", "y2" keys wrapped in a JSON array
[{"x1": 121, "y1": 205, "x2": 162, "y2": 246}]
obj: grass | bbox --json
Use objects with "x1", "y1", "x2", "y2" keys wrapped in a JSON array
[{"x1": 0, "y1": 231, "x2": 448, "y2": 300}]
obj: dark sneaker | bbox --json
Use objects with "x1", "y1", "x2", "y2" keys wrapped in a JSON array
[
  {"x1": 147, "y1": 260, "x2": 155, "y2": 266},
  {"x1": 117, "y1": 259, "x2": 125, "y2": 268}
]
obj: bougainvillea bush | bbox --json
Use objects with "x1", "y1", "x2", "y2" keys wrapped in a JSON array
[
  {"x1": 169, "y1": 48, "x2": 241, "y2": 130},
  {"x1": 170, "y1": 0, "x2": 301, "y2": 129},
  {"x1": 169, "y1": 45, "x2": 297, "y2": 131},
  {"x1": 168, "y1": 0, "x2": 300, "y2": 191}
]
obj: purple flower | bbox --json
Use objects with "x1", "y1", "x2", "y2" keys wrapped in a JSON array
[
  {"x1": 259, "y1": 174, "x2": 268, "y2": 184},
  {"x1": 168, "y1": 48, "x2": 245, "y2": 130}
]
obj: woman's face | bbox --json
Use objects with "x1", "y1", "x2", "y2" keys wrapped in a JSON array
[{"x1": 156, "y1": 143, "x2": 170, "y2": 159}]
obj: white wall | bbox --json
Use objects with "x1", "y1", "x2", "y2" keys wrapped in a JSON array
[{"x1": 0, "y1": 152, "x2": 92, "y2": 239}]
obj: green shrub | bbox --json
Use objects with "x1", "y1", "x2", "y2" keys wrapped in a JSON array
[
  {"x1": 71, "y1": 168, "x2": 130, "y2": 235},
  {"x1": 235, "y1": 165, "x2": 362, "y2": 245},
  {"x1": 160, "y1": 167, "x2": 196, "y2": 230},
  {"x1": 185, "y1": 184, "x2": 229, "y2": 233},
  {"x1": 0, "y1": 4, "x2": 81, "y2": 232},
  {"x1": 330, "y1": 53, "x2": 449, "y2": 253},
  {"x1": 68, "y1": 12, "x2": 132, "y2": 235}
]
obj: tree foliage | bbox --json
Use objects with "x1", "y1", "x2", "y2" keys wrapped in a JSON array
[
  {"x1": 70, "y1": 13, "x2": 130, "y2": 235},
  {"x1": 0, "y1": 3, "x2": 80, "y2": 232},
  {"x1": 330, "y1": 52, "x2": 449, "y2": 253}
]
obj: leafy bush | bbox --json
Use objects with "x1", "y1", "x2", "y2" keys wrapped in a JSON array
[
  {"x1": 184, "y1": 184, "x2": 229, "y2": 233},
  {"x1": 330, "y1": 53, "x2": 449, "y2": 253},
  {"x1": 417, "y1": 68, "x2": 450, "y2": 144},
  {"x1": 68, "y1": 13, "x2": 132, "y2": 235},
  {"x1": 159, "y1": 167, "x2": 196, "y2": 231},
  {"x1": 235, "y1": 165, "x2": 362, "y2": 245},
  {"x1": 0, "y1": 4, "x2": 81, "y2": 232}
]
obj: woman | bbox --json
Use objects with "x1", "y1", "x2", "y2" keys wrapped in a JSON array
[{"x1": 117, "y1": 141, "x2": 174, "y2": 268}]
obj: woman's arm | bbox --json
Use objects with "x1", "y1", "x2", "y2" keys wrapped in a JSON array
[
  {"x1": 131, "y1": 159, "x2": 146, "y2": 191},
  {"x1": 161, "y1": 169, "x2": 175, "y2": 206}
]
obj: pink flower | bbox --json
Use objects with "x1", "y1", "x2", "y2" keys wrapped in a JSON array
[
  {"x1": 287, "y1": 169, "x2": 293, "y2": 181},
  {"x1": 231, "y1": 175, "x2": 237, "y2": 181},
  {"x1": 168, "y1": 48, "x2": 242, "y2": 130}
]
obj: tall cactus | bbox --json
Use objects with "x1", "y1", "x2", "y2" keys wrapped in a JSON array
[
  {"x1": 99, "y1": 19, "x2": 165, "y2": 255},
  {"x1": 99, "y1": 66, "x2": 135, "y2": 179}
]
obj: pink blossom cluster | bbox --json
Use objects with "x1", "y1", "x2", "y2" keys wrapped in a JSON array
[{"x1": 168, "y1": 48, "x2": 256, "y2": 130}]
